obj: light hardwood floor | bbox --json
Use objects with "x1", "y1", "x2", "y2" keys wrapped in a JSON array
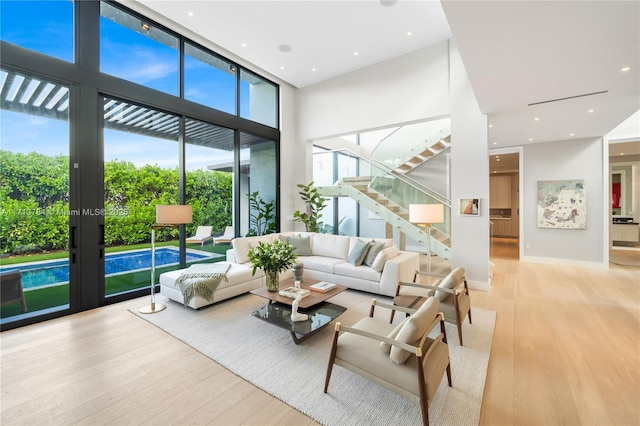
[{"x1": 1, "y1": 252, "x2": 638, "y2": 425}]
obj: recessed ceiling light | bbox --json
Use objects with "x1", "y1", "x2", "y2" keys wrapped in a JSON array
[
  {"x1": 488, "y1": 124, "x2": 493, "y2": 128},
  {"x1": 493, "y1": 142, "x2": 498, "y2": 145},
  {"x1": 353, "y1": 51, "x2": 359, "y2": 56},
  {"x1": 496, "y1": 158, "x2": 501, "y2": 162},
  {"x1": 311, "y1": 67, "x2": 316, "y2": 72},
  {"x1": 278, "y1": 44, "x2": 292, "y2": 53},
  {"x1": 187, "y1": 11, "x2": 194, "y2": 17},
  {"x1": 588, "y1": 109, "x2": 595, "y2": 113},
  {"x1": 241, "y1": 43, "x2": 247, "y2": 48},
  {"x1": 407, "y1": 31, "x2": 412, "y2": 36},
  {"x1": 621, "y1": 66, "x2": 631, "y2": 72},
  {"x1": 620, "y1": 152, "x2": 625, "y2": 155},
  {"x1": 493, "y1": 171, "x2": 497, "y2": 173},
  {"x1": 141, "y1": 22, "x2": 151, "y2": 31},
  {"x1": 280, "y1": 66, "x2": 285, "y2": 70},
  {"x1": 534, "y1": 117, "x2": 540, "y2": 121},
  {"x1": 529, "y1": 138, "x2": 533, "y2": 141},
  {"x1": 569, "y1": 132, "x2": 575, "y2": 136}
]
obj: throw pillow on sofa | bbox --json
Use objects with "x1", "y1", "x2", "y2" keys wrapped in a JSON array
[
  {"x1": 371, "y1": 246, "x2": 400, "y2": 272},
  {"x1": 347, "y1": 239, "x2": 371, "y2": 266},
  {"x1": 286, "y1": 235, "x2": 312, "y2": 256},
  {"x1": 364, "y1": 241, "x2": 385, "y2": 267},
  {"x1": 312, "y1": 233, "x2": 350, "y2": 259}
]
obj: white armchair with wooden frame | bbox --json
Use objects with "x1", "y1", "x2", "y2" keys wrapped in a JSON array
[
  {"x1": 324, "y1": 297, "x2": 451, "y2": 426},
  {"x1": 390, "y1": 267, "x2": 472, "y2": 346}
]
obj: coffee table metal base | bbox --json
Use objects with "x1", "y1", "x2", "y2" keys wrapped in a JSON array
[{"x1": 251, "y1": 301, "x2": 346, "y2": 344}]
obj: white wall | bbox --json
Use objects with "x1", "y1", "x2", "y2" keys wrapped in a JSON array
[
  {"x1": 279, "y1": 84, "x2": 299, "y2": 232},
  {"x1": 522, "y1": 137, "x2": 606, "y2": 267},
  {"x1": 293, "y1": 42, "x2": 451, "y2": 234},
  {"x1": 449, "y1": 41, "x2": 490, "y2": 288},
  {"x1": 297, "y1": 43, "x2": 450, "y2": 142}
]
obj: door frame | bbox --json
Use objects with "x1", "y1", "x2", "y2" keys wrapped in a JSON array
[{"x1": 489, "y1": 146, "x2": 524, "y2": 259}]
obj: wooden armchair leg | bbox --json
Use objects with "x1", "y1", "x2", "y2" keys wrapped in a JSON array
[
  {"x1": 389, "y1": 309, "x2": 396, "y2": 324},
  {"x1": 446, "y1": 362, "x2": 452, "y2": 387},
  {"x1": 324, "y1": 329, "x2": 340, "y2": 393},
  {"x1": 457, "y1": 322, "x2": 464, "y2": 346},
  {"x1": 468, "y1": 308, "x2": 473, "y2": 324}
]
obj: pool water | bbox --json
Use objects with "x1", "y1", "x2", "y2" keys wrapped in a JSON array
[{"x1": 1, "y1": 248, "x2": 212, "y2": 289}]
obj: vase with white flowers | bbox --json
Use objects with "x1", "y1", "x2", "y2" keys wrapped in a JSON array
[{"x1": 247, "y1": 239, "x2": 297, "y2": 291}]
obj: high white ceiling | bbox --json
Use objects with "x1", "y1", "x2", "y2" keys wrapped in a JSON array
[
  {"x1": 442, "y1": 0, "x2": 640, "y2": 148},
  {"x1": 136, "y1": 0, "x2": 451, "y2": 88},
  {"x1": 132, "y1": 0, "x2": 639, "y2": 149}
]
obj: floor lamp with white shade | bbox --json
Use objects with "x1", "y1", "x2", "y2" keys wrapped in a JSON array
[
  {"x1": 140, "y1": 204, "x2": 193, "y2": 314},
  {"x1": 409, "y1": 204, "x2": 444, "y2": 275}
]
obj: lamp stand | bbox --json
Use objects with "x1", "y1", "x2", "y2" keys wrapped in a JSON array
[
  {"x1": 426, "y1": 223, "x2": 433, "y2": 275},
  {"x1": 140, "y1": 226, "x2": 169, "y2": 314}
]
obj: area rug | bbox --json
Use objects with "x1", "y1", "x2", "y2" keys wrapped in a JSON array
[{"x1": 131, "y1": 290, "x2": 495, "y2": 425}]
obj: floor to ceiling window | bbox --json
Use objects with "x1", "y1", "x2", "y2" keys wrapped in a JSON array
[
  {"x1": 100, "y1": 1, "x2": 179, "y2": 96},
  {"x1": 0, "y1": 0, "x2": 279, "y2": 330},
  {"x1": 0, "y1": 69, "x2": 71, "y2": 321},
  {"x1": 185, "y1": 118, "x2": 234, "y2": 238},
  {"x1": 0, "y1": 0, "x2": 74, "y2": 62},
  {"x1": 185, "y1": 43, "x2": 236, "y2": 115},
  {"x1": 240, "y1": 69, "x2": 278, "y2": 128},
  {"x1": 102, "y1": 97, "x2": 180, "y2": 297},
  {"x1": 240, "y1": 132, "x2": 277, "y2": 237}
]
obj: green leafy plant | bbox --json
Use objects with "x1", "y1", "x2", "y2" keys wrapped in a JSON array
[
  {"x1": 247, "y1": 191, "x2": 276, "y2": 236},
  {"x1": 247, "y1": 239, "x2": 297, "y2": 276},
  {"x1": 293, "y1": 181, "x2": 328, "y2": 233}
]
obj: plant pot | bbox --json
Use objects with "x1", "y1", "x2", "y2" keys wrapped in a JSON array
[{"x1": 266, "y1": 270, "x2": 279, "y2": 292}]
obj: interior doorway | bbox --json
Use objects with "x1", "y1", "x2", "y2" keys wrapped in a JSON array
[{"x1": 489, "y1": 150, "x2": 521, "y2": 259}]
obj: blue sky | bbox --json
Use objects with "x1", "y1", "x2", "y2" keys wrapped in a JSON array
[{"x1": 0, "y1": 0, "x2": 241, "y2": 171}]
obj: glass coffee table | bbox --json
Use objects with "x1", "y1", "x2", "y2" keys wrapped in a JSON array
[{"x1": 250, "y1": 278, "x2": 347, "y2": 344}]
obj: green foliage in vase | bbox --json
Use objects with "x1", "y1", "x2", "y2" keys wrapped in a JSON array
[
  {"x1": 293, "y1": 181, "x2": 328, "y2": 233},
  {"x1": 246, "y1": 239, "x2": 297, "y2": 276}
]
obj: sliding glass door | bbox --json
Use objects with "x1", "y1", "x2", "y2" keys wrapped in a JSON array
[
  {"x1": 0, "y1": 69, "x2": 71, "y2": 321},
  {"x1": 102, "y1": 97, "x2": 180, "y2": 297}
]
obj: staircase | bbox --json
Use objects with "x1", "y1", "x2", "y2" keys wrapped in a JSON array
[
  {"x1": 317, "y1": 176, "x2": 451, "y2": 260},
  {"x1": 395, "y1": 135, "x2": 451, "y2": 174}
]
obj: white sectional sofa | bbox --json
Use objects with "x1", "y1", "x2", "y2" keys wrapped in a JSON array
[{"x1": 160, "y1": 231, "x2": 420, "y2": 309}]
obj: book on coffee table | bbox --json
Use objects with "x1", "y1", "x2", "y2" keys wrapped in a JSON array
[
  {"x1": 309, "y1": 281, "x2": 337, "y2": 293},
  {"x1": 279, "y1": 286, "x2": 311, "y2": 299}
]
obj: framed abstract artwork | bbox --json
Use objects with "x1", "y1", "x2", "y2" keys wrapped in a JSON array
[
  {"x1": 460, "y1": 198, "x2": 479, "y2": 216},
  {"x1": 537, "y1": 179, "x2": 586, "y2": 229}
]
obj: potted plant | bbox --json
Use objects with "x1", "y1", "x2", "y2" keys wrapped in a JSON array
[{"x1": 247, "y1": 239, "x2": 297, "y2": 291}]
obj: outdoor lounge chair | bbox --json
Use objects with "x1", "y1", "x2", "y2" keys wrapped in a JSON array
[
  {"x1": 186, "y1": 226, "x2": 214, "y2": 246},
  {"x1": 214, "y1": 226, "x2": 234, "y2": 245},
  {"x1": 1, "y1": 270, "x2": 27, "y2": 312}
]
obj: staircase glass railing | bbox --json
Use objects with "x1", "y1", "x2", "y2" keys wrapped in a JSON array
[
  {"x1": 371, "y1": 119, "x2": 451, "y2": 172},
  {"x1": 312, "y1": 148, "x2": 451, "y2": 237}
]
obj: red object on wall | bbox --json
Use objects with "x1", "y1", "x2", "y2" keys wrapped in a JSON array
[{"x1": 612, "y1": 183, "x2": 621, "y2": 208}]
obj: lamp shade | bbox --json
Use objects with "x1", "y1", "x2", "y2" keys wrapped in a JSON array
[
  {"x1": 409, "y1": 204, "x2": 444, "y2": 225},
  {"x1": 156, "y1": 205, "x2": 192, "y2": 225}
]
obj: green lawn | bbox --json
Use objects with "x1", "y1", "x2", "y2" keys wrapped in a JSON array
[{"x1": 0, "y1": 242, "x2": 231, "y2": 318}]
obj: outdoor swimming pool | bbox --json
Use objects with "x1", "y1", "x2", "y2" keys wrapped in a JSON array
[{"x1": 0, "y1": 248, "x2": 215, "y2": 289}]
